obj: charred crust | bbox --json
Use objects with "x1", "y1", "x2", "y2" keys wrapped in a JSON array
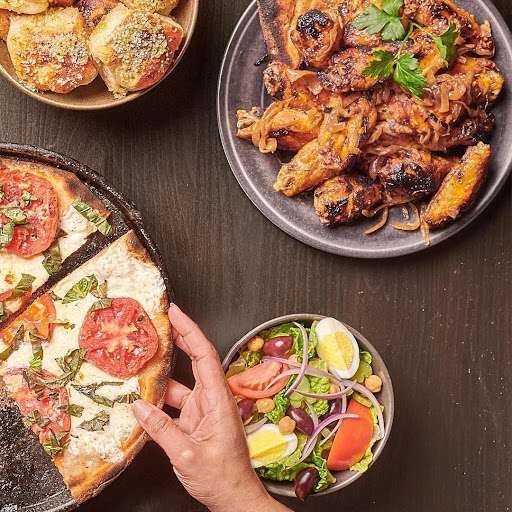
[{"x1": 296, "y1": 9, "x2": 331, "y2": 38}]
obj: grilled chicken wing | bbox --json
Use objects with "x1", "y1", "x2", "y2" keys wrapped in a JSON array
[
  {"x1": 237, "y1": 102, "x2": 323, "y2": 153},
  {"x1": 424, "y1": 142, "x2": 490, "y2": 228},
  {"x1": 258, "y1": 0, "x2": 341, "y2": 68},
  {"x1": 290, "y1": 8, "x2": 342, "y2": 68},
  {"x1": 403, "y1": 0, "x2": 494, "y2": 57},
  {"x1": 275, "y1": 96, "x2": 377, "y2": 196},
  {"x1": 371, "y1": 149, "x2": 449, "y2": 204},
  {"x1": 263, "y1": 61, "x2": 341, "y2": 110},
  {"x1": 314, "y1": 174, "x2": 381, "y2": 225}
]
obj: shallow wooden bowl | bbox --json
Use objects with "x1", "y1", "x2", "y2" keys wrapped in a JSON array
[{"x1": 0, "y1": 0, "x2": 198, "y2": 110}]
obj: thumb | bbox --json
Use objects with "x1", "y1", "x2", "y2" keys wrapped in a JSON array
[{"x1": 132, "y1": 400, "x2": 191, "y2": 461}]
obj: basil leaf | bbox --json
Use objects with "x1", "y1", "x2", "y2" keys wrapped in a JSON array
[
  {"x1": 42, "y1": 430, "x2": 69, "y2": 456},
  {"x1": 91, "y1": 298, "x2": 112, "y2": 317},
  {"x1": 22, "y1": 410, "x2": 50, "y2": 429},
  {"x1": 0, "y1": 324, "x2": 25, "y2": 361},
  {"x1": 10, "y1": 274, "x2": 36, "y2": 298},
  {"x1": 21, "y1": 191, "x2": 39, "y2": 205},
  {"x1": 29, "y1": 328, "x2": 43, "y2": 374},
  {"x1": 79, "y1": 410, "x2": 110, "y2": 432},
  {"x1": 23, "y1": 370, "x2": 46, "y2": 400},
  {"x1": 42, "y1": 246, "x2": 63, "y2": 276},
  {"x1": 72, "y1": 381, "x2": 124, "y2": 408},
  {"x1": 0, "y1": 221, "x2": 14, "y2": 249},
  {"x1": 0, "y1": 302, "x2": 9, "y2": 322},
  {"x1": 114, "y1": 392, "x2": 140, "y2": 404},
  {"x1": 72, "y1": 197, "x2": 112, "y2": 236},
  {"x1": 3, "y1": 202, "x2": 27, "y2": 224},
  {"x1": 52, "y1": 318, "x2": 75, "y2": 330},
  {"x1": 89, "y1": 275, "x2": 108, "y2": 299},
  {"x1": 58, "y1": 404, "x2": 84, "y2": 417},
  {"x1": 62, "y1": 278, "x2": 92, "y2": 304},
  {"x1": 46, "y1": 348, "x2": 87, "y2": 389}
]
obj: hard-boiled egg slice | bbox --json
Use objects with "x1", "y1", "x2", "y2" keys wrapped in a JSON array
[
  {"x1": 315, "y1": 317, "x2": 360, "y2": 379},
  {"x1": 246, "y1": 424, "x2": 298, "y2": 468}
]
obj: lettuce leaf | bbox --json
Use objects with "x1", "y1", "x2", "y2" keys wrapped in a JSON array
[
  {"x1": 307, "y1": 358, "x2": 330, "y2": 416},
  {"x1": 240, "y1": 347, "x2": 262, "y2": 368},
  {"x1": 265, "y1": 376, "x2": 294, "y2": 423},
  {"x1": 353, "y1": 350, "x2": 373, "y2": 383}
]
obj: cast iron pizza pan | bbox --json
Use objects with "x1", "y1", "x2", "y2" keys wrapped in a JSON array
[
  {"x1": 217, "y1": 0, "x2": 512, "y2": 258},
  {"x1": 0, "y1": 142, "x2": 175, "y2": 512}
]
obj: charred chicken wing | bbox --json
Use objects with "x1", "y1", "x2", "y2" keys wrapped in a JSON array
[
  {"x1": 424, "y1": 142, "x2": 491, "y2": 228},
  {"x1": 314, "y1": 174, "x2": 381, "y2": 225}
]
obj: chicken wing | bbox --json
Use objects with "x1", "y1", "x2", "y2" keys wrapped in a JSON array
[
  {"x1": 372, "y1": 148, "x2": 449, "y2": 204},
  {"x1": 290, "y1": 8, "x2": 342, "y2": 68},
  {"x1": 236, "y1": 102, "x2": 323, "y2": 153},
  {"x1": 274, "y1": 96, "x2": 377, "y2": 196},
  {"x1": 314, "y1": 174, "x2": 381, "y2": 225},
  {"x1": 403, "y1": 0, "x2": 494, "y2": 57},
  {"x1": 424, "y1": 142, "x2": 490, "y2": 228},
  {"x1": 338, "y1": 0, "x2": 383, "y2": 48}
]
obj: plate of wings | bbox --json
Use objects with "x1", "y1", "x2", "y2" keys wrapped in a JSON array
[{"x1": 217, "y1": 0, "x2": 512, "y2": 258}]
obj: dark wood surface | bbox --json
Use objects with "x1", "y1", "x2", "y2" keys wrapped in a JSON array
[{"x1": 1, "y1": 0, "x2": 511, "y2": 510}]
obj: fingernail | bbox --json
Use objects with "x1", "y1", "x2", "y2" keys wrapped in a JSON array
[
  {"x1": 132, "y1": 400, "x2": 152, "y2": 421},
  {"x1": 169, "y1": 302, "x2": 180, "y2": 311}
]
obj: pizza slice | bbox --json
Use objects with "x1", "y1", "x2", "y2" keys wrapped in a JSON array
[
  {"x1": 0, "y1": 158, "x2": 112, "y2": 320},
  {"x1": 0, "y1": 230, "x2": 172, "y2": 503}
]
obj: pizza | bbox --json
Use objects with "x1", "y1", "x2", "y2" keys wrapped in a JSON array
[
  {"x1": 0, "y1": 159, "x2": 172, "y2": 507},
  {"x1": 0, "y1": 157, "x2": 111, "y2": 318}
]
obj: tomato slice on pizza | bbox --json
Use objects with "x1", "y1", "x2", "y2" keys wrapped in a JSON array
[{"x1": 79, "y1": 298, "x2": 159, "y2": 378}]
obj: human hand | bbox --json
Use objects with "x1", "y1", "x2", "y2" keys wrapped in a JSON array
[{"x1": 132, "y1": 304, "x2": 291, "y2": 512}]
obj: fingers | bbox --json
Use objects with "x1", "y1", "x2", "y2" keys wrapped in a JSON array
[
  {"x1": 165, "y1": 379, "x2": 192, "y2": 409},
  {"x1": 132, "y1": 400, "x2": 190, "y2": 461},
  {"x1": 168, "y1": 304, "x2": 226, "y2": 388}
]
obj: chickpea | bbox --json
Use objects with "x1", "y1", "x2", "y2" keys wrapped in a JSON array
[
  {"x1": 279, "y1": 416, "x2": 296, "y2": 435},
  {"x1": 329, "y1": 383, "x2": 341, "y2": 395},
  {"x1": 365, "y1": 375, "x2": 382, "y2": 393},
  {"x1": 256, "y1": 398, "x2": 275, "y2": 413},
  {"x1": 247, "y1": 336, "x2": 264, "y2": 352}
]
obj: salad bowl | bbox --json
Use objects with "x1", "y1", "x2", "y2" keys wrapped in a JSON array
[{"x1": 222, "y1": 313, "x2": 394, "y2": 498}]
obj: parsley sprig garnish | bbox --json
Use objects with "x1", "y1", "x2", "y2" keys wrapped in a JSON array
[{"x1": 353, "y1": 0, "x2": 459, "y2": 97}]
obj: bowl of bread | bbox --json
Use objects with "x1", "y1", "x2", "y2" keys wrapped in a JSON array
[{"x1": 0, "y1": 0, "x2": 197, "y2": 108}]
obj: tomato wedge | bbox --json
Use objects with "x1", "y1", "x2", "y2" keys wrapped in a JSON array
[
  {"x1": 227, "y1": 361, "x2": 289, "y2": 399},
  {"x1": 0, "y1": 294, "x2": 56, "y2": 346},
  {"x1": 0, "y1": 171, "x2": 59, "y2": 258},
  {"x1": 79, "y1": 297, "x2": 159, "y2": 378},
  {"x1": 5, "y1": 367, "x2": 70, "y2": 445},
  {"x1": 327, "y1": 398, "x2": 374, "y2": 471}
]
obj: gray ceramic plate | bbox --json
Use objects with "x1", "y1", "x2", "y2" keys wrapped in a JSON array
[
  {"x1": 217, "y1": 0, "x2": 512, "y2": 258},
  {"x1": 222, "y1": 314, "x2": 394, "y2": 498}
]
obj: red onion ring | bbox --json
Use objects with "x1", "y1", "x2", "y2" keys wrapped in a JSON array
[
  {"x1": 262, "y1": 356, "x2": 342, "y2": 383},
  {"x1": 305, "y1": 402, "x2": 318, "y2": 429},
  {"x1": 291, "y1": 379, "x2": 357, "y2": 400},
  {"x1": 264, "y1": 368, "x2": 300, "y2": 391},
  {"x1": 284, "y1": 322, "x2": 309, "y2": 399},
  {"x1": 296, "y1": 412, "x2": 359, "y2": 464},
  {"x1": 244, "y1": 417, "x2": 268, "y2": 435},
  {"x1": 344, "y1": 380, "x2": 385, "y2": 437}
]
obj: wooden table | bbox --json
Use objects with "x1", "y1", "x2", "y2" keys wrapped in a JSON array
[{"x1": 1, "y1": 0, "x2": 511, "y2": 510}]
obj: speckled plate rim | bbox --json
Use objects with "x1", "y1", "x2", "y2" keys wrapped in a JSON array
[
  {"x1": 0, "y1": 0, "x2": 199, "y2": 110},
  {"x1": 222, "y1": 313, "x2": 394, "y2": 498},
  {"x1": 217, "y1": 0, "x2": 512, "y2": 259},
  {"x1": 0, "y1": 142, "x2": 176, "y2": 511}
]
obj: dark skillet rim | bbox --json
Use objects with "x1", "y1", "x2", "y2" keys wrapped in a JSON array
[{"x1": 0, "y1": 142, "x2": 176, "y2": 512}]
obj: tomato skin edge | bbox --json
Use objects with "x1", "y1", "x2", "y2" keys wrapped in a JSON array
[{"x1": 327, "y1": 398, "x2": 374, "y2": 471}]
